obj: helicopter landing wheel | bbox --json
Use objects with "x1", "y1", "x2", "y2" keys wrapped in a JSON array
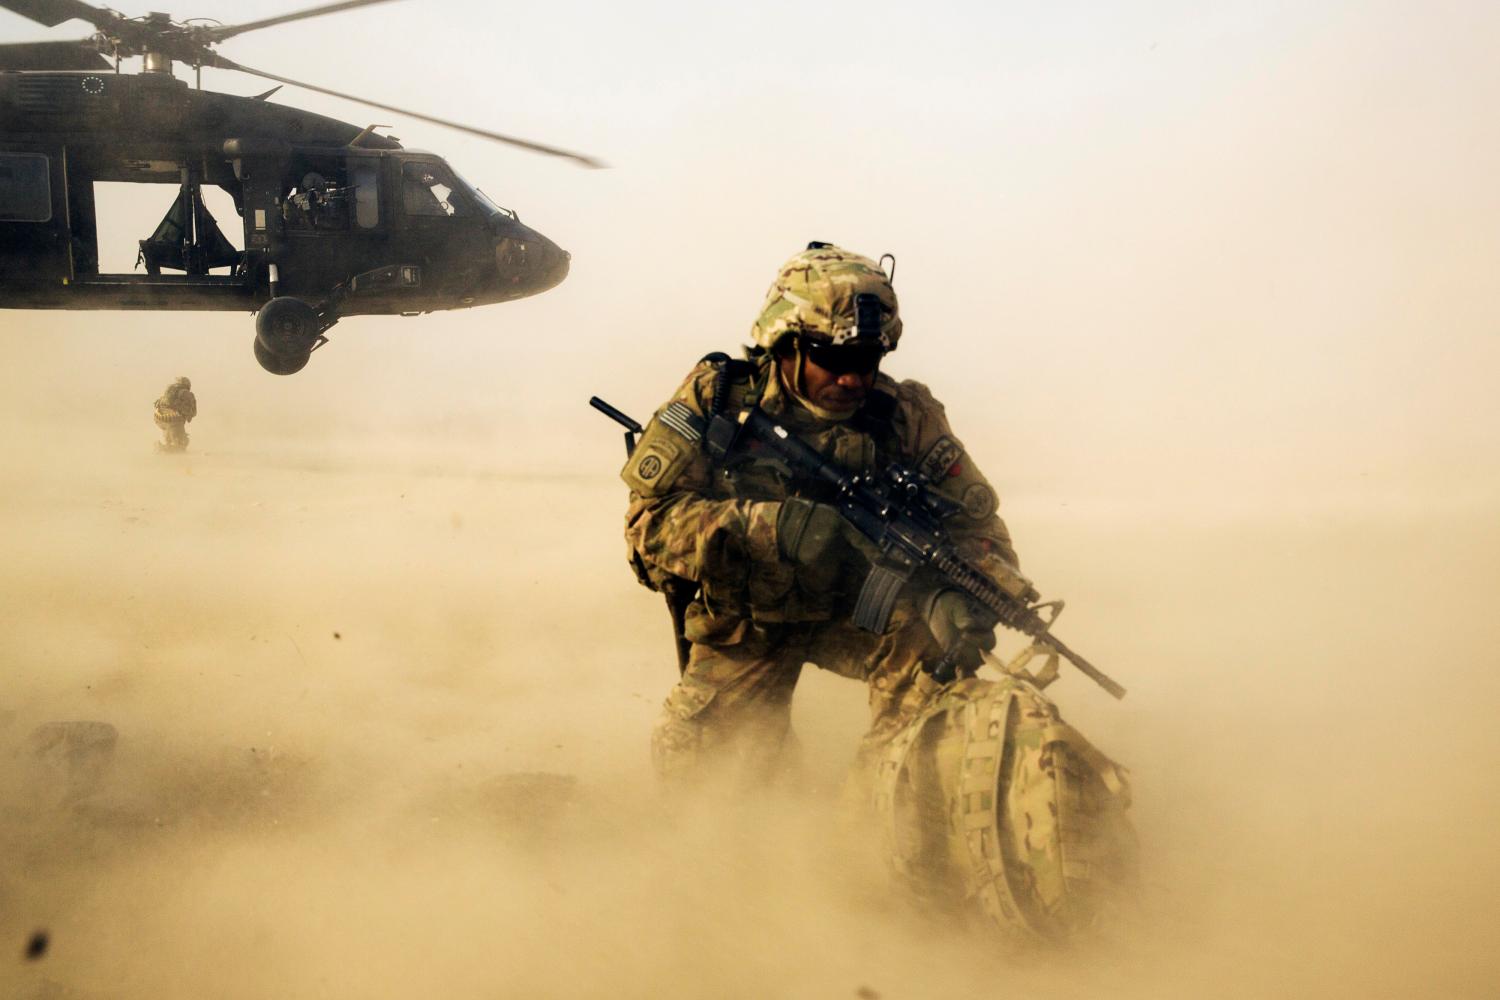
[
  {"x1": 255, "y1": 296, "x2": 320, "y2": 355},
  {"x1": 252, "y1": 336, "x2": 311, "y2": 376}
]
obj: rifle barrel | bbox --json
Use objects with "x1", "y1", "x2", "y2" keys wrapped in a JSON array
[{"x1": 1040, "y1": 633, "x2": 1128, "y2": 700}]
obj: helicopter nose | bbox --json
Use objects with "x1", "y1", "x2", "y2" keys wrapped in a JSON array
[{"x1": 493, "y1": 223, "x2": 570, "y2": 298}]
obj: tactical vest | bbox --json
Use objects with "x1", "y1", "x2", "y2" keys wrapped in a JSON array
[
  {"x1": 623, "y1": 350, "x2": 905, "y2": 626},
  {"x1": 698, "y1": 350, "x2": 899, "y2": 506}
]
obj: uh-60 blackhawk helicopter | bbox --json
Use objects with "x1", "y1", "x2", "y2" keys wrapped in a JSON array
[{"x1": 0, "y1": 0, "x2": 599, "y2": 373}]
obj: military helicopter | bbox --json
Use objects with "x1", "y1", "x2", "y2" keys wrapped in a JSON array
[{"x1": 0, "y1": 0, "x2": 599, "y2": 374}]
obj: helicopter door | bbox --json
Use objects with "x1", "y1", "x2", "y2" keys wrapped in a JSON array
[
  {"x1": 274, "y1": 152, "x2": 387, "y2": 300},
  {"x1": 349, "y1": 159, "x2": 380, "y2": 231},
  {"x1": 0, "y1": 147, "x2": 71, "y2": 284}
]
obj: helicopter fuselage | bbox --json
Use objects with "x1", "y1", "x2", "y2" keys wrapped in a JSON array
[{"x1": 0, "y1": 70, "x2": 570, "y2": 318}]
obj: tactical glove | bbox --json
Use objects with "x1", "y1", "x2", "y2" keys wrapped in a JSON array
[
  {"x1": 776, "y1": 497, "x2": 853, "y2": 568},
  {"x1": 924, "y1": 588, "x2": 999, "y2": 673},
  {"x1": 775, "y1": 497, "x2": 883, "y2": 596}
]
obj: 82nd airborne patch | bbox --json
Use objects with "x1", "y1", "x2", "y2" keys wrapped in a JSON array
[{"x1": 622, "y1": 433, "x2": 688, "y2": 496}]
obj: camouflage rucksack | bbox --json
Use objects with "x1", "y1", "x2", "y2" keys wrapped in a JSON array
[{"x1": 873, "y1": 658, "x2": 1138, "y2": 943}]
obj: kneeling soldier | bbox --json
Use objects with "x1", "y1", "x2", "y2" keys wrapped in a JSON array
[{"x1": 622, "y1": 244, "x2": 1030, "y2": 788}]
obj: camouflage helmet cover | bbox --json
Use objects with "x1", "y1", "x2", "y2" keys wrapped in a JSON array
[
  {"x1": 750, "y1": 244, "x2": 901, "y2": 353},
  {"x1": 175, "y1": 377, "x2": 191, "y2": 390}
]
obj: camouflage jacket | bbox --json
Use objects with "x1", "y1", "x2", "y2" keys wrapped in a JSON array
[
  {"x1": 623, "y1": 355, "x2": 1021, "y2": 625},
  {"x1": 154, "y1": 386, "x2": 196, "y2": 422}
]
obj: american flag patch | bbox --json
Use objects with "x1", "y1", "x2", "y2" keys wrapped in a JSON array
[{"x1": 659, "y1": 401, "x2": 703, "y2": 443}]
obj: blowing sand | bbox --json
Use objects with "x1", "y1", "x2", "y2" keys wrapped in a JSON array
[
  {"x1": 2, "y1": 376, "x2": 1496, "y2": 1000},
  {"x1": 4, "y1": 1, "x2": 1500, "y2": 994}
]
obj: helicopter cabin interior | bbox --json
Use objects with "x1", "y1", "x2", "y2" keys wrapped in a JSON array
[
  {"x1": 1, "y1": 141, "x2": 470, "y2": 308},
  {"x1": 0, "y1": 145, "x2": 246, "y2": 286}
]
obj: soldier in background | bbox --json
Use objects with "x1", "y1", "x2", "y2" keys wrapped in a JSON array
[
  {"x1": 153, "y1": 377, "x2": 197, "y2": 453},
  {"x1": 621, "y1": 244, "x2": 1034, "y2": 790}
]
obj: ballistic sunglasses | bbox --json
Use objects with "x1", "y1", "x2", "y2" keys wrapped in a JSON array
[{"x1": 802, "y1": 338, "x2": 885, "y2": 375}]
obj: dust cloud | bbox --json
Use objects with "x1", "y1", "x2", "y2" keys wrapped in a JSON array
[
  {"x1": 0, "y1": 317, "x2": 1496, "y2": 1000},
  {"x1": 4, "y1": 3, "x2": 1500, "y2": 994}
]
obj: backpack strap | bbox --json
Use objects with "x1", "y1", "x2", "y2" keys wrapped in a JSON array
[
  {"x1": 957, "y1": 683, "x2": 1047, "y2": 939},
  {"x1": 1040, "y1": 721, "x2": 1129, "y2": 798}
]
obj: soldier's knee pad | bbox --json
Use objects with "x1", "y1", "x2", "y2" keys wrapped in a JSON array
[
  {"x1": 650, "y1": 715, "x2": 704, "y2": 782},
  {"x1": 650, "y1": 678, "x2": 717, "y2": 781}
]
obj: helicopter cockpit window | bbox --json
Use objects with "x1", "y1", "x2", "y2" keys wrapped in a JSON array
[
  {"x1": 0, "y1": 153, "x2": 52, "y2": 223},
  {"x1": 452, "y1": 168, "x2": 515, "y2": 220},
  {"x1": 402, "y1": 161, "x2": 465, "y2": 218}
]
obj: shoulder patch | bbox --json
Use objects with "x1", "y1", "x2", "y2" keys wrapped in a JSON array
[
  {"x1": 638, "y1": 452, "x2": 666, "y2": 480},
  {"x1": 960, "y1": 482, "x2": 997, "y2": 521},
  {"x1": 919, "y1": 435, "x2": 963, "y2": 482},
  {"x1": 623, "y1": 434, "x2": 687, "y2": 495},
  {"x1": 621, "y1": 407, "x2": 697, "y2": 496},
  {"x1": 658, "y1": 401, "x2": 703, "y2": 443}
]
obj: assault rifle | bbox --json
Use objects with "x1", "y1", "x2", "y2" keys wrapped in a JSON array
[{"x1": 590, "y1": 395, "x2": 1126, "y2": 698}]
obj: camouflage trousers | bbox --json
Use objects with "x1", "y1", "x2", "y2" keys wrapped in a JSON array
[
  {"x1": 651, "y1": 596, "x2": 945, "y2": 791},
  {"x1": 155, "y1": 418, "x2": 189, "y2": 453}
]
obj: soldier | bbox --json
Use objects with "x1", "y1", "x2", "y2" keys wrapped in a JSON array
[
  {"x1": 153, "y1": 376, "x2": 197, "y2": 453},
  {"x1": 623, "y1": 244, "x2": 1034, "y2": 789}
]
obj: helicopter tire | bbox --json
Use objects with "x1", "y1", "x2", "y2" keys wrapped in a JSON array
[
  {"x1": 255, "y1": 296, "x2": 320, "y2": 358},
  {"x1": 253, "y1": 336, "x2": 311, "y2": 376}
]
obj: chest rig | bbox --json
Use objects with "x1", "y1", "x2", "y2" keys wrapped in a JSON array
[{"x1": 695, "y1": 351, "x2": 898, "y2": 504}]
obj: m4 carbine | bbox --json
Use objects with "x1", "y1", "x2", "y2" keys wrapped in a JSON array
[{"x1": 591, "y1": 395, "x2": 1126, "y2": 698}]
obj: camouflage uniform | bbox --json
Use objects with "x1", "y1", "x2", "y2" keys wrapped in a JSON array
[
  {"x1": 154, "y1": 377, "x2": 196, "y2": 453},
  {"x1": 623, "y1": 246, "x2": 1025, "y2": 788}
]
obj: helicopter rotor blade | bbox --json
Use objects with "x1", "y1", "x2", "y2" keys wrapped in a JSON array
[
  {"x1": 0, "y1": 0, "x2": 114, "y2": 31},
  {"x1": 0, "y1": 37, "x2": 109, "y2": 69},
  {"x1": 2, "y1": 1, "x2": 185, "y2": 60},
  {"x1": 210, "y1": 54, "x2": 607, "y2": 169},
  {"x1": 204, "y1": 0, "x2": 403, "y2": 43}
]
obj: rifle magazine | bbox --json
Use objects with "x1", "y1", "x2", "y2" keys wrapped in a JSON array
[{"x1": 853, "y1": 563, "x2": 910, "y2": 632}]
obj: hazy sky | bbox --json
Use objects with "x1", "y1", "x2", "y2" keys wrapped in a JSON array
[{"x1": 2, "y1": 0, "x2": 1497, "y2": 507}]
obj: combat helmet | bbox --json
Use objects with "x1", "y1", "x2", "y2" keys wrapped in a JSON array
[
  {"x1": 175, "y1": 376, "x2": 191, "y2": 390},
  {"x1": 750, "y1": 243, "x2": 901, "y2": 354}
]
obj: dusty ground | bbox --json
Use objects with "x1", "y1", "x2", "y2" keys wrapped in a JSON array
[{"x1": 2, "y1": 373, "x2": 1496, "y2": 1000}]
